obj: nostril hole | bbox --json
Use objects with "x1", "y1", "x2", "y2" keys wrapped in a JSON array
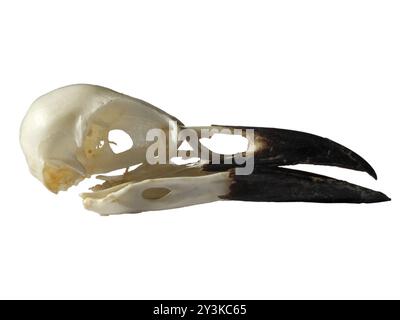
[
  {"x1": 142, "y1": 187, "x2": 171, "y2": 200},
  {"x1": 108, "y1": 129, "x2": 133, "y2": 154}
]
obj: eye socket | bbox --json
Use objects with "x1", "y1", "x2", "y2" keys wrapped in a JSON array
[
  {"x1": 142, "y1": 187, "x2": 171, "y2": 200},
  {"x1": 108, "y1": 129, "x2": 133, "y2": 154}
]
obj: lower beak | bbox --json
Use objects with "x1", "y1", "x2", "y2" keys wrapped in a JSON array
[{"x1": 224, "y1": 167, "x2": 390, "y2": 203}]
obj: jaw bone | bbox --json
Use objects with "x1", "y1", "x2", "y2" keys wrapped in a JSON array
[{"x1": 20, "y1": 84, "x2": 390, "y2": 215}]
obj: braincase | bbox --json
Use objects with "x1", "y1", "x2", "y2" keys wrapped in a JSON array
[{"x1": 20, "y1": 84, "x2": 185, "y2": 184}]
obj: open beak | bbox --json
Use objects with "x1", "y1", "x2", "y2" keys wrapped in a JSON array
[{"x1": 205, "y1": 125, "x2": 390, "y2": 204}]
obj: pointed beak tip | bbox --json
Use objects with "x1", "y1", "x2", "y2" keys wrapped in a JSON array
[
  {"x1": 380, "y1": 194, "x2": 391, "y2": 202},
  {"x1": 369, "y1": 170, "x2": 378, "y2": 180},
  {"x1": 365, "y1": 191, "x2": 391, "y2": 203},
  {"x1": 363, "y1": 164, "x2": 377, "y2": 180}
]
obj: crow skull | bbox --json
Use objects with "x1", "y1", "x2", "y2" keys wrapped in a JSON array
[{"x1": 20, "y1": 84, "x2": 390, "y2": 215}]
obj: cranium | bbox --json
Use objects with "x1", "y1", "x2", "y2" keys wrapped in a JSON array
[
  {"x1": 20, "y1": 84, "x2": 183, "y2": 192},
  {"x1": 20, "y1": 84, "x2": 390, "y2": 215}
]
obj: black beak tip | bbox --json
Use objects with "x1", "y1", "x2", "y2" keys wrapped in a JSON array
[
  {"x1": 362, "y1": 161, "x2": 378, "y2": 180},
  {"x1": 359, "y1": 188, "x2": 390, "y2": 203},
  {"x1": 371, "y1": 192, "x2": 391, "y2": 203}
]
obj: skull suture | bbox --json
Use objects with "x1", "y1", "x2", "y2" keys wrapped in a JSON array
[{"x1": 20, "y1": 84, "x2": 390, "y2": 215}]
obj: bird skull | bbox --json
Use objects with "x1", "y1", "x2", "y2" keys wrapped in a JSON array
[{"x1": 20, "y1": 84, "x2": 390, "y2": 215}]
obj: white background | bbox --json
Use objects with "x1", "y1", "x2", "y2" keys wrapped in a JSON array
[{"x1": 0, "y1": 0, "x2": 399, "y2": 299}]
